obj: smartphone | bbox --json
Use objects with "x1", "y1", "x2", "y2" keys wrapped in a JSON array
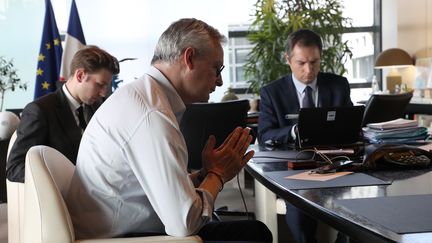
[{"x1": 312, "y1": 160, "x2": 354, "y2": 174}]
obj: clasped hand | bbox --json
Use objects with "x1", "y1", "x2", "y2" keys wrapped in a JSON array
[{"x1": 201, "y1": 127, "x2": 255, "y2": 183}]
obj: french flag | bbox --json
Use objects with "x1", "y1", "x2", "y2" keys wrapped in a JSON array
[{"x1": 60, "y1": 0, "x2": 86, "y2": 81}]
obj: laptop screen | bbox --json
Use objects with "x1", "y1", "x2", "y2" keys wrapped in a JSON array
[{"x1": 297, "y1": 106, "x2": 365, "y2": 148}]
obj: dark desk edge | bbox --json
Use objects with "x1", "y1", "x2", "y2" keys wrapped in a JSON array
[{"x1": 245, "y1": 164, "x2": 396, "y2": 243}]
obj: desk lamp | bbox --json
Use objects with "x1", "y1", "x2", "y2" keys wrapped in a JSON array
[{"x1": 374, "y1": 48, "x2": 413, "y2": 93}]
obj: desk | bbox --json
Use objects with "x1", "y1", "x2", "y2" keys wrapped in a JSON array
[
  {"x1": 405, "y1": 103, "x2": 432, "y2": 117},
  {"x1": 247, "y1": 153, "x2": 432, "y2": 243}
]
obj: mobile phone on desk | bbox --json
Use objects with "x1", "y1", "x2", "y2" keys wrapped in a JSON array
[
  {"x1": 288, "y1": 160, "x2": 323, "y2": 170},
  {"x1": 312, "y1": 160, "x2": 354, "y2": 174}
]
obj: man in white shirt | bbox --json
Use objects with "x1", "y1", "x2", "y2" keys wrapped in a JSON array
[{"x1": 67, "y1": 18, "x2": 272, "y2": 242}]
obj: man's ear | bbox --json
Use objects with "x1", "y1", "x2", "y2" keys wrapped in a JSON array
[
  {"x1": 75, "y1": 68, "x2": 86, "y2": 83},
  {"x1": 284, "y1": 52, "x2": 291, "y2": 66},
  {"x1": 183, "y1": 47, "x2": 195, "y2": 70}
]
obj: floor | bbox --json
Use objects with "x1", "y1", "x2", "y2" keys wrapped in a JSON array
[
  {"x1": 0, "y1": 173, "x2": 255, "y2": 243},
  {"x1": 214, "y1": 175, "x2": 255, "y2": 221}
]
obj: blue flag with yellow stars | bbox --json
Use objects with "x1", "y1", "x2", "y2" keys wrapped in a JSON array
[{"x1": 34, "y1": 0, "x2": 63, "y2": 99}]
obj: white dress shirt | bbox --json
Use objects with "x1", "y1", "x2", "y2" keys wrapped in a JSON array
[
  {"x1": 67, "y1": 66, "x2": 213, "y2": 239},
  {"x1": 290, "y1": 74, "x2": 318, "y2": 139},
  {"x1": 291, "y1": 74, "x2": 318, "y2": 108}
]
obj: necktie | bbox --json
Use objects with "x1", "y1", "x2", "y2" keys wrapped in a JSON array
[
  {"x1": 77, "y1": 106, "x2": 87, "y2": 130},
  {"x1": 302, "y1": 86, "x2": 315, "y2": 108}
]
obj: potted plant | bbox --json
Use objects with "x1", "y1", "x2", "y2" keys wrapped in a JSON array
[
  {"x1": 0, "y1": 57, "x2": 27, "y2": 111},
  {"x1": 245, "y1": 0, "x2": 353, "y2": 95}
]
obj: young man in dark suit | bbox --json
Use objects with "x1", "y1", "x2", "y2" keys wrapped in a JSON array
[
  {"x1": 6, "y1": 46, "x2": 119, "y2": 182},
  {"x1": 258, "y1": 29, "x2": 352, "y2": 243}
]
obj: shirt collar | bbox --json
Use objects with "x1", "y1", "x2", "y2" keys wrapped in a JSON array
[
  {"x1": 62, "y1": 84, "x2": 81, "y2": 110},
  {"x1": 292, "y1": 74, "x2": 317, "y2": 93},
  {"x1": 146, "y1": 66, "x2": 186, "y2": 121}
]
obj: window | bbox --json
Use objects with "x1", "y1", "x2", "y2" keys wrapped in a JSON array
[
  {"x1": 341, "y1": 0, "x2": 381, "y2": 102},
  {"x1": 228, "y1": 25, "x2": 254, "y2": 90}
]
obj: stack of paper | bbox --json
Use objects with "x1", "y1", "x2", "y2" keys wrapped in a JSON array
[
  {"x1": 366, "y1": 118, "x2": 418, "y2": 130},
  {"x1": 363, "y1": 118, "x2": 429, "y2": 144}
]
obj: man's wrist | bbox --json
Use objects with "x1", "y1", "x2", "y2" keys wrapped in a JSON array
[
  {"x1": 207, "y1": 170, "x2": 224, "y2": 192},
  {"x1": 197, "y1": 168, "x2": 207, "y2": 183}
]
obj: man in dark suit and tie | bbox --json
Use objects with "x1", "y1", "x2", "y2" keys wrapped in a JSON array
[
  {"x1": 6, "y1": 46, "x2": 119, "y2": 182},
  {"x1": 258, "y1": 29, "x2": 353, "y2": 243},
  {"x1": 258, "y1": 29, "x2": 352, "y2": 146}
]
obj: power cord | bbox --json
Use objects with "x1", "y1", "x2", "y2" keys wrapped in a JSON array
[{"x1": 236, "y1": 173, "x2": 250, "y2": 220}]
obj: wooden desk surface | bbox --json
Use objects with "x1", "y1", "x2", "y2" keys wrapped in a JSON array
[{"x1": 246, "y1": 146, "x2": 432, "y2": 243}]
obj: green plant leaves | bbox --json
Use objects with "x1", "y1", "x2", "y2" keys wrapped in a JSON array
[{"x1": 0, "y1": 56, "x2": 27, "y2": 111}]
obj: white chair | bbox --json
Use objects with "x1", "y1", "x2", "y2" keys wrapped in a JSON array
[
  {"x1": 23, "y1": 145, "x2": 202, "y2": 243},
  {"x1": 6, "y1": 131, "x2": 26, "y2": 243}
]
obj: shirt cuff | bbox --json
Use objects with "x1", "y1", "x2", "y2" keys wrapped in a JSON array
[{"x1": 195, "y1": 188, "x2": 214, "y2": 218}]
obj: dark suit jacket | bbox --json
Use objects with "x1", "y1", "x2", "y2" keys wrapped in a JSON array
[
  {"x1": 6, "y1": 88, "x2": 99, "y2": 182},
  {"x1": 258, "y1": 72, "x2": 353, "y2": 144}
]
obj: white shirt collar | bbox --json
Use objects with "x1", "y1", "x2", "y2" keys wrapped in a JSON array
[
  {"x1": 62, "y1": 84, "x2": 81, "y2": 110},
  {"x1": 292, "y1": 74, "x2": 317, "y2": 93},
  {"x1": 145, "y1": 66, "x2": 186, "y2": 121}
]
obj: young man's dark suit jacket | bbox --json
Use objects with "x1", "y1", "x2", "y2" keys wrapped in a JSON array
[
  {"x1": 258, "y1": 72, "x2": 353, "y2": 145},
  {"x1": 6, "y1": 87, "x2": 100, "y2": 182}
]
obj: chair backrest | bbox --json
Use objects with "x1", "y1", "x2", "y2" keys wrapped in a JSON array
[
  {"x1": 6, "y1": 130, "x2": 24, "y2": 243},
  {"x1": 6, "y1": 179, "x2": 24, "y2": 243},
  {"x1": 362, "y1": 91, "x2": 413, "y2": 127},
  {"x1": 180, "y1": 100, "x2": 250, "y2": 170},
  {"x1": 23, "y1": 145, "x2": 75, "y2": 243},
  {"x1": 7, "y1": 130, "x2": 17, "y2": 161}
]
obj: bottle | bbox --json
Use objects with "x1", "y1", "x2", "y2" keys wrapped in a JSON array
[
  {"x1": 394, "y1": 84, "x2": 400, "y2": 94},
  {"x1": 401, "y1": 83, "x2": 408, "y2": 93},
  {"x1": 371, "y1": 75, "x2": 380, "y2": 94}
]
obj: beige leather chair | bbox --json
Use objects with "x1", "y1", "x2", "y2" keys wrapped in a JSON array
[
  {"x1": 6, "y1": 131, "x2": 25, "y2": 243},
  {"x1": 23, "y1": 145, "x2": 202, "y2": 243}
]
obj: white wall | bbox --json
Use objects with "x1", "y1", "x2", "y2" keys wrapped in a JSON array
[
  {"x1": 0, "y1": 0, "x2": 255, "y2": 110},
  {"x1": 397, "y1": 0, "x2": 432, "y2": 90},
  {"x1": 381, "y1": 0, "x2": 432, "y2": 90}
]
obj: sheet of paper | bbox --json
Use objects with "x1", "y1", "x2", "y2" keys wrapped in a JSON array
[
  {"x1": 286, "y1": 171, "x2": 353, "y2": 181},
  {"x1": 419, "y1": 142, "x2": 432, "y2": 152}
]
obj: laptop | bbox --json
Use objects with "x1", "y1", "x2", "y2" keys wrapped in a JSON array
[{"x1": 297, "y1": 106, "x2": 365, "y2": 148}]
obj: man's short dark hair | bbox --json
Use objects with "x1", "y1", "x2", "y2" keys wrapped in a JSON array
[
  {"x1": 70, "y1": 46, "x2": 120, "y2": 76},
  {"x1": 285, "y1": 29, "x2": 323, "y2": 58}
]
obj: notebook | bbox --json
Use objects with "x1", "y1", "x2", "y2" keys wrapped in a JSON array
[{"x1": 296, "y1": 106, "x2": 365, "y2": 148}]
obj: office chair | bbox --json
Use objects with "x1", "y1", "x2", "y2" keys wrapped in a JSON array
[
  {"x1": 6, "y1": 131, "x2": 25, "y2": 243},
  {"x1": 180, "y1": 99, "x2": 250, "y2": 170},
  {"x1": 23, "y1": 145, "x2": 202, "y2": 243},
  {"x1": 362, "y1": 91, "x2": 413, "y2": 127},
  {"x1": 180, "y1": 100, "x2": 254, "y2": 220}
]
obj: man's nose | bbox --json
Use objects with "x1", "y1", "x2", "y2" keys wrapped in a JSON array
[
  {"x1": 216, "y1": 76, "x2": 223, "y2": 87},
  {"x1": 305, "y1": 63, "x2": 313, "y2": 73},
  {"x1": 100, "y1": 86, "x2": 109, "y2": 97}
]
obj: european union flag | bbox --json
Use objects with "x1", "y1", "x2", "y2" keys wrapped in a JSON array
[{"x1": 34, "y1": 0, "x2": 63, "y2": 99}]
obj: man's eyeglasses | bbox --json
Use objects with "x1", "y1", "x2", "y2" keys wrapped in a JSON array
[{"x1": 216, "y1": 65, "x2": 225, "y2": 77}]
